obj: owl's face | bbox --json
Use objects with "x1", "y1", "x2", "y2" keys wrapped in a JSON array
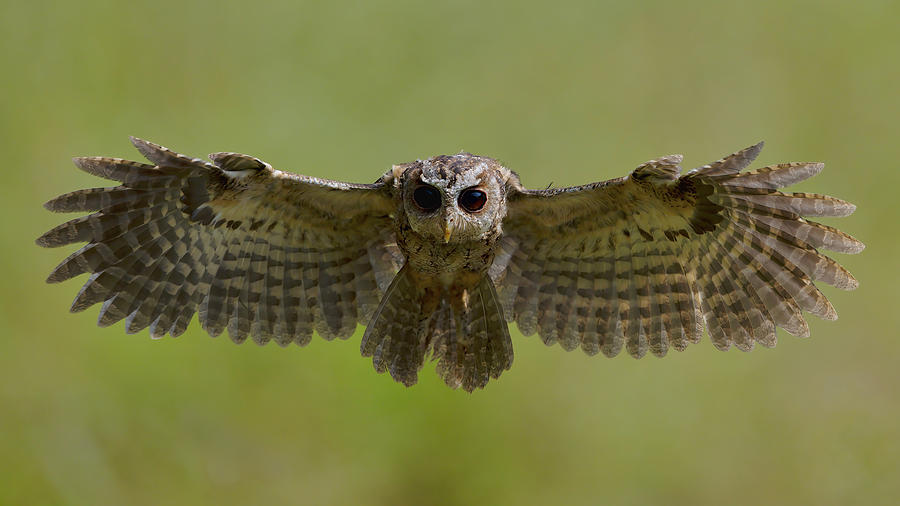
[{"x1": 397, "y1": 153, "x2": 509, "y2": 243}]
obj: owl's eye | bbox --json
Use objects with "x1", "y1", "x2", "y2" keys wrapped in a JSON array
[
  {"x1": 413, "y1": 185, "x2": 442, "y2": 212},
  {"x1": 458, "y1": 188, "x2": 487, "y2": 212}
]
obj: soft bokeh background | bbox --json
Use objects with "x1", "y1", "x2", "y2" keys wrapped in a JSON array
[{"x1": 2, "y1": 0, "x2": 898, "y2": 504}]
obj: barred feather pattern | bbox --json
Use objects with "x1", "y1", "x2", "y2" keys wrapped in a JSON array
[
  {"x1": 496, "y1": 143, "x2": 863, "y2": 357},
  {"x1": 38, "y1": 138, "x2": 402, "y2": 345}
]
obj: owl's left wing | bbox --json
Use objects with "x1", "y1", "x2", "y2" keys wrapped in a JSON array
[
  {"x1": 494, "y1": 143, "x2": 863, "y2": 357},
  {"x1": 38, "y1": 138, "x2": 403, "y2": 346}
]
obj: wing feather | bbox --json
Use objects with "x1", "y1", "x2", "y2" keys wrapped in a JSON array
[
  {"x1": 228, "y1": 233, "x2": 257, "y2": 344},
  {"x1": 284, "y1": 246, "x2": 314, "y2": 346},
  {"x1": 556, "y1": 252, "x2": 585, "y2": 352},
  {"x1": 596, "y1": 254, "x2": 619, "y2": 357},
  {"x1": 620, "y1": 221, "x2": 647, "y2": 358},
  {"x1": 718, "y1": 162, "x2": 823, "y2": 189},
  {"x1": 576, "y1": 255, "x2": 602, "y2": 356},
  {"x1": 641, "y1": 243, "x2": 670, "y2": 357},
  {"x1": 499, "y1": 143, "x2": 862, "y2": 356},
  {"x1": 511, "y1": 244, "x2": 541, "y2": 337},
  {"x1": 253, "y1": 236, "x2": 277, "y2": 345}
]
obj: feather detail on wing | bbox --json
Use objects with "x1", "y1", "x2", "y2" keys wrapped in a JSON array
[
  {"x1": 38, "y1": 137, "x2": 403, "y2": 345},
  {"x1": 496, "y1": 143, "x2": 863, "y2": 356}
]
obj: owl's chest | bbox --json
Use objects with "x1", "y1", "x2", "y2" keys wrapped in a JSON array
[{"x1": 396, "y1": 222, "x2": 500, "y2": 278}]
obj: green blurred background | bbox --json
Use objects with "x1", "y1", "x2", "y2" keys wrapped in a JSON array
[{"x1": 2, "y1": 0, "x2": 898, "y2": 504}]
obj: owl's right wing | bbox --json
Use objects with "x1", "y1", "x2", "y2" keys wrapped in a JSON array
[
  {"x1": 494, "y1": 143, "x2": 863, "y2": 358},
  {"x1": 38, "y1": 138, "x2": 403, "y2": 345}
]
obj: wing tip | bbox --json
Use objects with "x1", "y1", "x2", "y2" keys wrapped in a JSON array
[
  {"x1": 129, "y1": 136, "x2": 160, "y2": 160},
  {"x1": 128, "y1": 135, "x2": 149, "y2": 147},
  {"x1": 746, "y1": 140, "x2": 765, "y2": 159},
  {"x1": 840, "y1": 275, "x2": 860, "y2": 291},
  {"x1": 35, "y1": 229, "x2": 61, "y2": 248},
  {"x1": 45, "y1": 261, "x2": 76, "y2": 283},
  {"x1": 71, "y1": 156, "x2": 96, "y2": 172},
  {"x1": 43, "y1": 195, "x2": 69, "y2": 213}
]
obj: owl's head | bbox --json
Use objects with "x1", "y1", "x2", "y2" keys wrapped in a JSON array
[{"x1": 396, "y1": 153, "x2": 510, "y2": 243}]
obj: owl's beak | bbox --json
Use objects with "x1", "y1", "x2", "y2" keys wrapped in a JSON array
[{"x1": 442, "y1": 216, "x2": 453, "y2": 243}]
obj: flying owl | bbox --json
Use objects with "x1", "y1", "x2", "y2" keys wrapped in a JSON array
[{"x1": 37, "y1": 138, "x2": 864, "y2": 391}]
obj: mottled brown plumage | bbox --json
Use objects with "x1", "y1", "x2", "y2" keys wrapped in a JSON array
[{"x1": 38, "y1": 138, "x2": 863, "y2": 391}]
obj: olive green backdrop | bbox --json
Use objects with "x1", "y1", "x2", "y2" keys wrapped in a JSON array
[{"x1": 2, "y1": 1, "x2": 897, "y2": 504}]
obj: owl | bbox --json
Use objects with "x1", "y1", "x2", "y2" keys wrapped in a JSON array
[{"x1": 38, "y1": 138, "x2": 864, "y2": 391}]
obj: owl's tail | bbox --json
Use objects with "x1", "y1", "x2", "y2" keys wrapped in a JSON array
[{"x1": 360, "y1": 265, "x2": 513, "y2": 392}]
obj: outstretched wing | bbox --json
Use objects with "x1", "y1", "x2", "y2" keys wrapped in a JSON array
[
  {"x1": 494, "y1": 143, "x2": 864, "y2": 358},
  {"x1": 38, "y1": 137, "x2": 403, "y2": 346}
]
